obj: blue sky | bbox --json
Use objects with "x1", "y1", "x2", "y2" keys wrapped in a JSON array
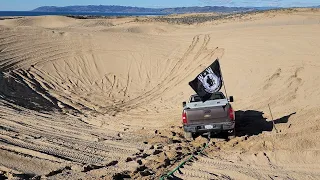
[{"x1": 1, "y1": 0, "x2": 320, "y2": 11}]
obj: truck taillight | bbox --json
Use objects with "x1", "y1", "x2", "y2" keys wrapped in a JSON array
[
  {"x1": 229, "y1": 107, "x2": 235, "y2": 121},
  {"x1": 182, "y1": 111, "x2": 187, "y2": 124}
]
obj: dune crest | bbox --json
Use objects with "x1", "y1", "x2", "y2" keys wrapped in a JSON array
[{"x1": 0, "y1": 16, "x2": 77, "y2": 28}]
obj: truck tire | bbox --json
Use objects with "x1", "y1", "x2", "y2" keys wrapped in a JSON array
[{"x1": 184, "y1": 132, "x2": 193, "y2": 140}]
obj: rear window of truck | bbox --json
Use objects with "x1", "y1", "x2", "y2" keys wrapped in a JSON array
[{"x1": 190, "y1": 93, "x2": 225, "y2": 103}]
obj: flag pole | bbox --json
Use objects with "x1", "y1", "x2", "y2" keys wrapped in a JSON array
[
  {"x1": 217, "y1": 58, "x2": 229, "y2": 99},
  {"x1": 268, "y1": 104, "x2": 278, "y2": 133}
]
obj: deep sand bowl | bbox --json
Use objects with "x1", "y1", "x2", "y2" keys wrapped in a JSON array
[{"x1": 0, "y1": 9, "x2": 320, "y2": 179}]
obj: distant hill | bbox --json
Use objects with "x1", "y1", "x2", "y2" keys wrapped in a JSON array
[{"x1": 32, "y1": 5, "x2": 255, "y2": 14}]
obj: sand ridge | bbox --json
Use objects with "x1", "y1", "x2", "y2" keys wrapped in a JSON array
[{"x1": 0, "y1": 8, "x2": 320, "y2": 179}]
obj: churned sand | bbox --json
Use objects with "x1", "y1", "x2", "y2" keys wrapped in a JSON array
[{"x1": 0, "y1": 8, "x2": 320, "y2": 179}]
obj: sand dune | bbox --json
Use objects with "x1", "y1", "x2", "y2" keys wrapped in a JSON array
[
  {"x1": 103, "y1": 23, "x2": 179, "y2": 34},
  {"x1": 0, "y1": 9, "x2": 320, "y2": 179},
  {"x1": 0, "y1": 16, "x2": 78, "y2": 28}
]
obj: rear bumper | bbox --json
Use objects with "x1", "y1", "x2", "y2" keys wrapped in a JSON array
[{"x1": 183, "y1": 122, "x2": 235, "y2": 133}]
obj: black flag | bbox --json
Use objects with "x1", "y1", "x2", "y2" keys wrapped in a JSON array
[{"x1": 189, "y1": 59, "x2": 223, "y2": 102}]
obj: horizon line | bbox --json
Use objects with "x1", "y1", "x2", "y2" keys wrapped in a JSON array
[{"x1": 0, "y1": 4, "x2": 319, "y2": 12}]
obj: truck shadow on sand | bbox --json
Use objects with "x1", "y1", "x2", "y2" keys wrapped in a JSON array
[{"x1": 235, "y1": 110, "x2": 296, "y2": 136}]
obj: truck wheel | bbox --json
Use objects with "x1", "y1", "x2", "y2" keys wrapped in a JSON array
[{"x1": 184, "y1": 132, "x2": 193, "y2": 140}]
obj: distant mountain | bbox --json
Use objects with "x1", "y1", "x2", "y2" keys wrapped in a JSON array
[
  {"x1": 32, "y1": 5, "x2": 255, "y2": 14},
  {"x1": 33, "y1": 5, "x2": 158, "y2": 13}
]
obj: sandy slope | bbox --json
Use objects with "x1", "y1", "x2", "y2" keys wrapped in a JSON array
[{"x1": 0, "y1": 9, "x2": 320, "y2": 179}]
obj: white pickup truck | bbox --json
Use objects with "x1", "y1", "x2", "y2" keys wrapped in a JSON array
[{"x1": 182, "y1": 92, "x2": 235, "y2": 139}]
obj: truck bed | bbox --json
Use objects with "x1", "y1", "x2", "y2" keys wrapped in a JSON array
[{"x1": 185, "y1": 105, "x2": 229, "y2": 125}]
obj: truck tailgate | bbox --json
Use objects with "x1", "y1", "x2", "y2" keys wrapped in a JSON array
[{"x1": 186, "y1": 106, "x2": 228, "y2": 125}]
